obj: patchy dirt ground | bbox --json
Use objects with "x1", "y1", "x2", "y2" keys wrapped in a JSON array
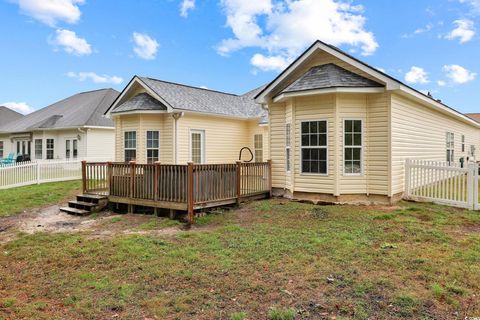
[{"x1": 0, "y1": 204, "x2": 217, "y2": 244}]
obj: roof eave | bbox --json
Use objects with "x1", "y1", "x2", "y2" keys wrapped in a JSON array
[{"x1": 273, "y1": 87, "x2": 385, "y2": 103}]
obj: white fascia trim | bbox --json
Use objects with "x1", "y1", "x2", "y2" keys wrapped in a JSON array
[
  {"x1": 178, "y1": 110, "x2": 262, "y2": 121},
  {"x1": 105, "y1": 77, "x2": 174, "y2": 117},
  {"x1": 255, "y1": 41, "x2": 397, "y2": 104},
  {"x1": 110, "y1": 110, "x2": 169, "y2": 116},
  {"x1": 273, "y1": 87, "x2": 385, "y2": 103},
  {"x1": 397, "y1": 85, "x2": 480, "y2": 128}
]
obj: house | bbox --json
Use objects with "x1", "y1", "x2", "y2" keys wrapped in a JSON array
[
  {"x1": 254, "y1": 40, "x2": 480, "y2": 204},
  {"x1": 466, "y1": 113, "x2": 480, "y2": 122},
  {"x1": 105, "y1": 76, "x2": 269, "y2": 164},
  {"x1": 0, "y1": 89, "x2": 119, "y2": 161}
]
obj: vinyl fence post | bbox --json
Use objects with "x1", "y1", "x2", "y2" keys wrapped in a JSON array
[
  {"x1": 405, "y1": 159, "x2": 411, "y2": 197},
  {"x1": 36, "y1": 161, "x2": 40, "y2": 185},
  {"x1": 467, "y1": 162, "x2": 475, "y2": 210}
]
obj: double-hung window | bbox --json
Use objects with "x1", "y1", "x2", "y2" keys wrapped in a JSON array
[
  {"x1": 35, "y1": 139, "x2": 42, "y2": 159},
  {"x1": 254, "y1": 134, "x2": 263, "y2": 162},
  {"x1": 446, "y1": 132, "x2": 454, "y2": 165},
  {"x1": 344, "y1": 119, "x2": 363, "y2": 175},
  {"x1": 0, "y1": 141, "x2": 3, "y2": 158},
  {"x1": 46, "y1": 139, "x2": 54, "y2": 159},
  {"x1": 66, "y1": 140, "x2": 71, "y2": 159},
  {"x1": 301, "y1": 120, "x2": 328, "y2": 174},
  {"x1": 461, "y1": 135, "x2": 465, "y2": 153},
  {"x1": 190, "y1": 130, "x2": 205, "y2": 163},
  {"x1": 146, "y1": 131, "x2": 160, "y2": 164},
  {"x1": 124, "y1": 131, "x2": 137, "y2": 162},
  {"x1": 285, "y1": 123, "x2": 291, "y2": 172},
  {"x1": 73, "y1": 140, "x2": 78, "y2": 159}
]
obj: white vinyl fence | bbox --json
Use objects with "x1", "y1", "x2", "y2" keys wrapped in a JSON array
[
  {"x1": 404, "y1": 159, "x2": 479, "y2": 210},
  {"x1": 0, "y1": 160, "x2": 82, "y2": 189}
]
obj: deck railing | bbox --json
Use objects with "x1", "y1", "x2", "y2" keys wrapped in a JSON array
[{"x1": 82, "y1": 160, "x2": 272, "y2": 223}]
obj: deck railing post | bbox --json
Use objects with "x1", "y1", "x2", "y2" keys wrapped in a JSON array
[
  {"x1": 81, "y1": 160, "x2": 87, "y2": 194},
  {"x1": 129, "y1": 161, "x2": 136, "y2": 213},
  {"x1": 154, "y1": 161, "x2": 160, "y2": 202},
  {"x1": 107, "y1": 162, "x2": 112, "y2": 196},
  {"x1": 236, "y1": 160, "x2": 242, "y2": 205},
  {"x1": 187, "y1": 161, "x2": 194, "y2": 224},
  {"x1": 267, "y1": 159, "x2": 272, "y2": 198}
]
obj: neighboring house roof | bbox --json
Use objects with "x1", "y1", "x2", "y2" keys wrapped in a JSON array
[
  {"x1": 0, "y1": 106, "x2": 24, "y2": 128},
  {"x1": 466, "y1": 113, "x2": 480, "y2": 122},
  {"x1": 108, "y1": 76, "x2": 267, "y2": 122},
  {"x1": 0, "y1": 88, "x2": 119, "y2": 133},
  {"x1": 282, "y1": 63, "x2": 383, "y2": 94},
  {"x1": 255, "y1": 40, "x2": 480, "y2": 128},
  {"x1": 111, "y1": 92, "x2": 168, "y2": 113}
]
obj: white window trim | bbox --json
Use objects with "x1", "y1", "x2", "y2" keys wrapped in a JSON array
[
  {"x1": 461, "y1": 134, "x2": 465, "y2": 153},
  {"x1": 189, "y1": 129, "x2": 206, "y2": 164},
  {"x1": 300, "y1": 119, "x2": 329, "y2": 176},
  {"x1": 343, "y1": 118, "x2": 364, "y2": 176},
  {"x1": 253, "y1": 134, "x2": 264, "y2": 163},
  {"x1": 124, "y1": 130, "x2": 137, "y2": 162},
  {"x1": 66, "y1": 139, "x2": 71, "y2": 159},
  {"x1": 46, "y1": 138, "x2": 55, "y2": 160},
  {"x1": 145, "y1": 130, "x2": 160, "y2": 163},
  {"x1": 285, "y1": 123, "x2": 291, "y2": 173}
]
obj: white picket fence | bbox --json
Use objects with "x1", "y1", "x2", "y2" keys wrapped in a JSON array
[
  {"x1": 0, "y1": 160, "x2": 82, "y2": 189},
  {"x1": 404, "y1": 159, "x2": 479, "y2": 210}
]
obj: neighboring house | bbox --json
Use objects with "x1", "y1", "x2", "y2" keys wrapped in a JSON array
[
  {"x1": 0, "y1": 107, "x2": 24, "y2": 158},
  {"x1": 466, "y1": 113, "x2": 480, "y2": 122},
  {"x1": 0, "y1": 89, "x2": 119, "y2": 161},
  {"x1": 105, "y1": 76, "x2": 268, "y2": 164},
  {"x1": 254, "y1": 40, "x2": 480, "y2": 204}
]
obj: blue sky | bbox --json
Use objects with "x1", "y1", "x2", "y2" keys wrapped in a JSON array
[{"x1": 0, "y1": 0, "x2": 479, "y2": 114}]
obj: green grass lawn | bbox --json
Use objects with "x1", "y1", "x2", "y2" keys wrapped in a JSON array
[
  {"x1": 0, "y1": 180, "x2": 81, "y2": 217},
  {"x1": 0, "y1": 199, "x2": 479, "y2": 319}
]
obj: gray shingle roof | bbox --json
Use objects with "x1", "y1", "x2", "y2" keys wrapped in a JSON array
[
  {"x1": 0, "y1": 106, "x2": 24, "y2": 128},
  {"x1": 131, "y1": 77, "x2": 265, "y2": 119},
  {"x1": 0, "y1": 88, "x2": 119, "y2": 133},
  {"x1": 111, "y1": 92, "x2": 167, "y2": 113},
  {"x1": 281, "y1": 63, "x2": 384, "y2": 94}
]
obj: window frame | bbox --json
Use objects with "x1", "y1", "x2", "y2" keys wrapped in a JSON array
[
  {"x1": 124, "y1": 131, "x2": 137, "y2": 162},
  {"x1": 46, "y1": 139, "x2": 54, "y2": 160},
  {"x1": 446, "y1": 132, "x2": 455, "y2": 166},
  {"x1": 35, "y1": 139, "x2": 43, "y2": 160},
  {"x1": 461, "y1": 134, "x2": 465, "y2": 153},
  {"x1": 285, "y1": 123, "x2": 291, "y2": 172},
  {"x1": 254, "y1": 134, "x2": 264, "y2": 163},
  {"x1": 343, "y1": 118, "x2": 364, "y2": 176},
  {"x1": 300, "y1": 119, "x2": 329, "y2": 176},
  {"x1": 65, "y1": 140, "x2": 71, "y2": 159},
  {"x1": 189, "y1": 129, "x2": 205, "y2": 164},
  {"x1": 0, "y1": 140, "x2": 3, "y2": 158},
  {"x1": 73, "y1": 139, "x2": 78, "y2": 159},
  {"x1": 145, "y1": 130, "x2": 160, "y2": 164}
]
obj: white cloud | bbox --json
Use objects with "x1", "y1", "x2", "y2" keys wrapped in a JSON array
[
  {"x1": 459, "y1": 0, "x2": 480, "y2": 14},
  {"x1": 51, "y1": 29, "x2": 92, "y2": 55},
  {"x1": 14, "y1": 0, "x2": 85, "y2": 26},
  {"x1": 1, "y1": 102, "x2": 35, "y2": 115},
  {"x1": 445, "y1": 19, "x2": 475, "y2": 43},
  {"x1": 218, "y1": 0, "x2": 378, "y2": 71},
  {"x1": 132, "y1": 32, "x2": 159, "y2": 60},
  {"x1": 250, "y1": 53, "x2": 290, "y2": 72},
  {"x1": 405, "y1": 66, "x2": 430, "y2": 84},
  {"x1": 437, "y1": 80, "x2": 447, "y2": 87},
  {"x1": 67, "y1": 72, "x2": 123, "y2": 84},
  {"x1": 443, "y1": 64, "x2": 476, "y2": 84},
  {"x1": 180, "y1": 0, "x2": 195, "y2": 17}
]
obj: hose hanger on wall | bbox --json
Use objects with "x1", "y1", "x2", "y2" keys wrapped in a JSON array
[{"x1": 238, "y1": 147, "x2": 254, "y2": 162}]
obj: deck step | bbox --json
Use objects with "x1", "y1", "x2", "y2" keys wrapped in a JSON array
[
  {"x1": 78, "y1": 193, "x2": 108, "y2": 200},
  {"x1": 69, "y1": 200, "x2": 97, "y2": 209},
  {"x1": 77, "y1": 194, "x2": 108, "y2": 204},
  {"x1": 60, "y1": 207, "x2": 90, "y2": 216}
]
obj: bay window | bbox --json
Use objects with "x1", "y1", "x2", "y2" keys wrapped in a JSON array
[
  {"x1": 344, "y1": 119, "x2": 363, "y2": 175},
  {"x1": 301, "y1": 120, "x2": 328, "y2": 174},
  {"x1": 124, "y1": 131, "x2": 137, "y2": 162},
  {"x1": 146, "y1": 131, "x2": 159, "y2": 163}
]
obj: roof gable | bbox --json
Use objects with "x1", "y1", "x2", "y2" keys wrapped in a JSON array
[
  {"x1": 282, "y1": 63, "x2": 383, "y2": 94},
  {"x1": 0, "y1": 106, "x2": 24, "y2": 129},
  {"x1": 111, "y1": 92, "x2": 168, "y2": 113}
]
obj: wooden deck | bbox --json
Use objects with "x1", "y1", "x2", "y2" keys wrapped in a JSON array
[{"x1": 82, "y1": 160, "x2": 272, "y2": 223}]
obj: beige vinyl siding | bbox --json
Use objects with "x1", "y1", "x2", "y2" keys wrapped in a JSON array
[
  {"x1": 366, "y1": 93, "x2": 390, "y2": 195},
  {"x1": 285, "y1": 100, "x2": 293, "y2": 190},
  {"x1": 293, "y1": 94, "x2": 335, "y2": 194},
  {"x1": 177, "y1": 114, "x2": 265, "y2": 164},
  {"x1": 86, "y1": 129, "x2": 115, "y2": 161},
  {"x1": 113, "y1": 114, "x2": 174, "y2": 163},
  {"x1": 391, "y1": 93, "x2": 480, "y2": 195},
  {"x1": 269, "y1": 102, "x2": 286, "y2": 188}
]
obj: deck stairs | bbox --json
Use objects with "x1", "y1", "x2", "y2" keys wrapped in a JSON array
[{"x1": 60, "y1": 194, "x2": 108, "y2": 216}]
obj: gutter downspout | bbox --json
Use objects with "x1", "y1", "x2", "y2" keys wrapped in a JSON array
[{"x1": 172, "y1": 112, "x2": 184, "y2": 164}]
